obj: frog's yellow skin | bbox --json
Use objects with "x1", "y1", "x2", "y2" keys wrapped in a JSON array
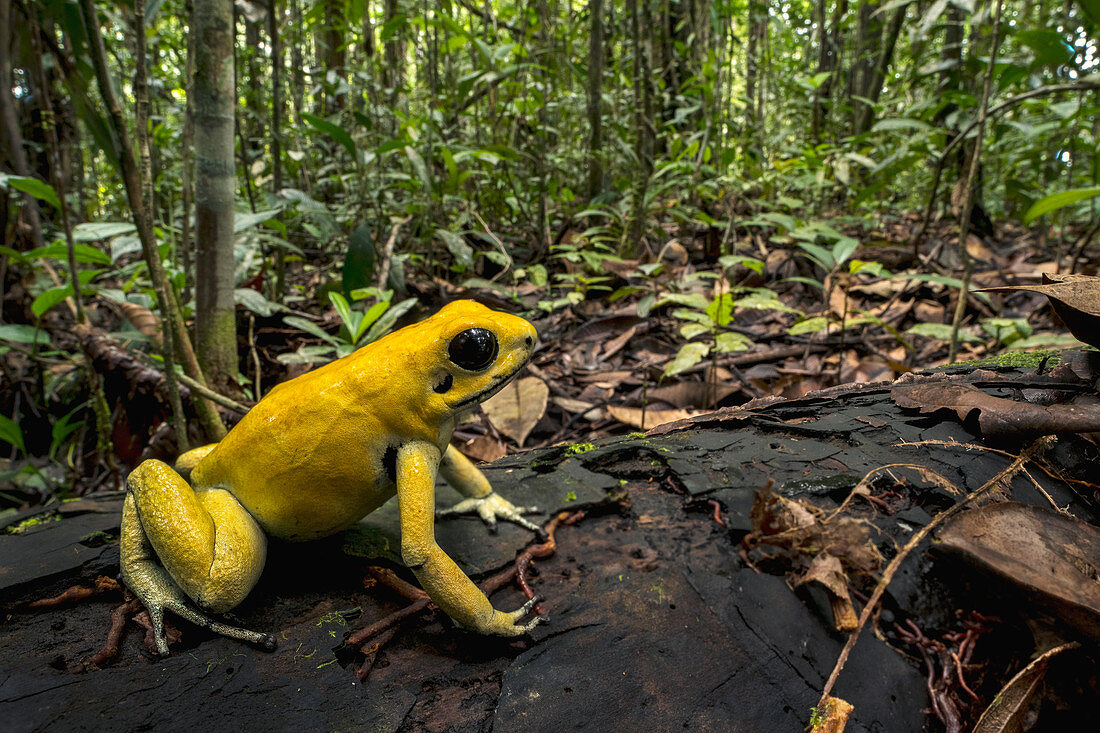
[{"x1": 120, "y1": 300, "x2": 543, "y2": 655}]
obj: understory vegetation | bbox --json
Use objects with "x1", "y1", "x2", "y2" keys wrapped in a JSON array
[{"x1": 1, "y1": 0, "x2": 1098, "y2": 509}]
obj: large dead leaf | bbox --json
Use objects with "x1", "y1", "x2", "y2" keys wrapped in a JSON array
[
  {"x1": 972, "y1": 642, "x2": 1080, "y2": 733},
  {"x1": 606, "y1": 405, "x2": 707, "y2": 430},
  {"x1": 481, "y1": 376, "x2": 549, "y2": 447},
  {"x1": 979, "y1": 273, "x2": 1100, "y2": 349},
  {"x1": 645, "y1": 381, "x2": 740, "y2": 409},
  {"x1": 936, "y1": 502, "x2": 1100, "y2": 644},
  {"x1": 892, "y1": 382, "x2": 1100, "y2": 436}
]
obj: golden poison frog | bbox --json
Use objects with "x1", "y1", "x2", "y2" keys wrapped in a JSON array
[{"x1": 120, "y1": 300, "x2": 544, "y2": 654}]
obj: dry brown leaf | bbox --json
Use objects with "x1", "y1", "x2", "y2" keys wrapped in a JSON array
[
  {"x1": 979, "y1": 273, "x2": 1100, "y2": 348},
  {"x1": 552, "y1": 396, "x2": 604, "y2": 422},
  {"x1": 605, "y1": 405, "x2": 706, "y2": 430},
  {"x1": 459, "y1": 435, "x2": 507, "y2": 463},
  {"x1": 938, "y1": 503, "x2": 1100, "y2": 644},
  {"x1": 481, "y1": 376, "x2": 549, "y2": 447},
  {"x1": 972, "y1": 642, "x2": 1080, "y2": 733},
  {"x1": 646, "y1": 381, "x2": 740, "y2": 409},
  {"x1": 790, "y1": 554, "x2": 858, "y2": 631},
  {"x1": 117, "y1": 301, "x2": 162, "y2": 344},
  {"x1": 892, "y1": 382, "x2": 1100, "y2": 436},
  {"x1": 602, "y1": 325, "x2": 637, "y2": 360}
]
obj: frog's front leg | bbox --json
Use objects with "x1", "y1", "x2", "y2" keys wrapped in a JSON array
[
  {"x1": 436, "y1": 445, "x2": 545, "y2": 538},
  {"x1": 121, "y1": 459, "x2": 276, "y2": 655},
  {"x1": 398, "y1": 442, "x2": 544, "y2": 636}
]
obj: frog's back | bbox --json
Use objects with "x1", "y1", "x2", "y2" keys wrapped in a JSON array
[{"x1": 192, "y1": 338, "x2": 436, "y2": 541}]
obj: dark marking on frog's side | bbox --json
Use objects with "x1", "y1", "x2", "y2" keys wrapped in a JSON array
[{"x1": 383, "y1": 445, "x2": 398, "y2": 485}]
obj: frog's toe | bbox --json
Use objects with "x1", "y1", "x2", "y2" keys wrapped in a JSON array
[{"x1": 438, "y1": 493, "x2": 545, "y2": 537}]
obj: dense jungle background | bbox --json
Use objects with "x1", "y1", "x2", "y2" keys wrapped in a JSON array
[{"x1": 2, "y1": 0, "x2": 1099, "y2": 557}]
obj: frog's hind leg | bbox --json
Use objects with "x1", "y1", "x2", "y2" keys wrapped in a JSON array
[{"x1": 121, "y1": 459, "x2": 275, "y2": 655}]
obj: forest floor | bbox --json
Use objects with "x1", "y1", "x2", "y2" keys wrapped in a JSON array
[
  {"x1": 2, "y1": 214, "x2": 1100, "y2": 731},
  {"x1": 3, "y1": 357, "x2": 1100, "y2": 731}
]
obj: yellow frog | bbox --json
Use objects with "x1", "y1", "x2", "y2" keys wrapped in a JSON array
[{"x1": 120, "y1": 300, "x2": 544, "y2": 655}]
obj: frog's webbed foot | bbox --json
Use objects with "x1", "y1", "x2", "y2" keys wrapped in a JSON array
[
  {"x1": 437, "y1": 492, "x2": 547, "y2": 539},
  {"x1": 461, "y1": 595, "x2": 546, "y2": 637},
  {"x1": 124, "y1": 552, "x2": 277, "y2": 656}
]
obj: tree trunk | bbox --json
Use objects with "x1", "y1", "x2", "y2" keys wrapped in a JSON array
[
  {"x1": 318, "y1": 0, "x2": 347, "y2": 114},
  {"x1": 0, "y1": 0, "x2": 45, "y2": 248},
  {"x1": 852, "y1": 5, "x2": 906, "y2": 136},
  {"x1": 625, "y1": 0, "x2": 654, "y2": 255},
  {"x1": 192, "y1": 0, "x2": 239, "y2": 392},
  {"x1": 586, "y1": 0, "x2": 603, "y2": 200},
  {"x1": 849, "y1": 0, "x2": 882, "y2": 136}
]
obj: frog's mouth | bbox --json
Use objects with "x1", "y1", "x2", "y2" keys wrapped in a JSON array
[{"x1": 447, "y1": 355, "x2": 530, "y2": 410}]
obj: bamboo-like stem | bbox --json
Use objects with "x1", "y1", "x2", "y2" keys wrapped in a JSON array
[{"x1": 77, "y1": 0, "x2": 226, "y2": 441}]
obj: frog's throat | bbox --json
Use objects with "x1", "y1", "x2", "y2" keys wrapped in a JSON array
[{"x1": 448, "y1": 357, "x2": 530, "y2": 410}]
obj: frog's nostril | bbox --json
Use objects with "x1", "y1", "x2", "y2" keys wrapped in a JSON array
[{"x1": 525, "y1": 336, "x2": 533, "y2": 347}]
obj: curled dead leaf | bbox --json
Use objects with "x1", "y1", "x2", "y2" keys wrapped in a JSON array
[
  {"x1": 117, "y1": 301, "x2": 162, "y2": 345},
  {"x1": 979, "y1": 273, "x2": 1100, "y2": 349},
  {"x1": 606, "y1": 405, "x2": 708, "y2": 431},
  {"x1": 972, "y1": 642, "x2": 1080, "y2": 733},
  {"x1": 892, "y1": 382, "x2": 1100, "y2": 437}
]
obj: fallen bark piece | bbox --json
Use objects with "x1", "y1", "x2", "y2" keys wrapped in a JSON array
[
  {"x1": 979, "y1": 274, "x2": 1100, "y2": 349},
  {"x1": 810, "y1": 696, "x2": 855, "y2": 733},
  {"x1": 972, "y1": 642, "x2": 1081, "y2": 733},
  {"x1": 892, "y1": 381, "x2": 1100, "y2": 436},
  {"x1": 936, "y1": 503, "x2": 1100, "y2": 644}
]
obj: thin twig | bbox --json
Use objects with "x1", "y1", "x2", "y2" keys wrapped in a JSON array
[{"x1": 816, "y1": 435, "x2": 1052, "y2": 708}]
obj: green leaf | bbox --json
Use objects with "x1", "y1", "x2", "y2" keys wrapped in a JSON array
[
  {"x1": 342, "y1": 223, "x2": 375, "y2": 296},
  {"x1": 72, "y1": 222, "x2": 136, "y2": 241},
  {"x1": 788, "y1": 316, "x2": 831, "y2": 336},
  {"x1": 362, "y1": 297, "x2": 417, "y2": 344},
  {"x1": 0, "y1": 414, "x2": 25, "y2": 453},
  {"x1": 680, "y1": 322, "x2": 710, "y2": 340},
  {"x1": 719, "y1": 255, "x2": 765, "y2": 274},
  {"x1": 234, "y1": 209, "x2": 284, "y2": 234},
  {"x1": 405, "y1": 146, "x2": 431, "y2": 190},
  {"x1": 659, "y1": 293, "x2": 710, "y2": 312},
  {"x1": 436, "y1": 229, "x2": 473, "y2": 269},
  {"x1": 831, "y1": 237, "x2": 860, "y2": 268},
  {"x1": 871, "y1": 118, "x2": 933, "y2": 133},
  {"x1": 355, "y1": 301, "x2": 389, "y2": 342},
  {"x1": 714, "y1": 332, "x2": 753, "y2": 353},
  {"x1": 301, "y1": 113, "x2": 356, "y2": 157},
  {"x1": 276, "y1": 344, "x2": 337, "y2": 365},
  {"x1": 284, "y1": 316, "x2": 339, "y2": 346},
  {"x1": 24, "y1": 242, "x2": 111, "y2": 265},
  {"x1": 796, "y1": 241, "x2": 835, "y2": 270},
  {"x1": 906, "y1": 322, "x2": 982, "y2": 342},
  {"x1": 235, "y1": 288, "x2": 286, "y2": 317},
  {"x1": 328, "y1": 291, "x2": 359, "y2": 336},
  {"x1": 32, "y1": 287, "x2": 74, "y2": 318},
  {"x1": 2, "y1": 175, "x2": 60, "y2": 209},
  {"x1": 706, "y1": 293, "x2": 734, "y2": 327},
  {"x1": 663, "y1": 342, "x2": 710, "y2": 377},
  {"x1": 0, "y1": 324, "x2": 49, "y2": 345},
  {"x1": 32, "y1": 269, "x2": 103, "y2": 317},
  {"x1": 1016, "y1": 29, "x2": 1074, "y2": 67},
  {"x1": 1024, "y1": 187, "x2": 1100, "y2": 224}
]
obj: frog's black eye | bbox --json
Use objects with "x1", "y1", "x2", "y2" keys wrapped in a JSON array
[{"x1": 448, "y1": 328, "x2": 498, "y2": 371}]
